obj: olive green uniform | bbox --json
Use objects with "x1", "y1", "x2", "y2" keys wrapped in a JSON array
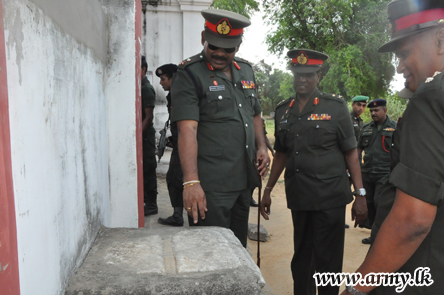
[
  {"x1": 141, "y1": 77, "x2": 157, "y2": 211},
  {"x1": 358, "y1": 116, "x2": 396, "y2": 227},
  {"x1": 274, "y1": 89, "x2": 355, "y2": 295},
  {"x1": 166, "y1": 92, "x2": 183, "y2": 208},
  {"x1": 350, "y1": 111, "x2": 364, "y2": 142},
  {"x1": 370, "y1": 72, "x2": 444, "y2": 294},
  {"x1": 171, "y1": 52, "x2": 262, "y2": 247}
]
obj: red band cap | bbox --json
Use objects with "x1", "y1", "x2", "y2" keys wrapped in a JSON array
[
  {"x1": 395, "y1": 8, "x2": 444, "y2": 32},
  {"x1": 291, "y1": 58, "x2": 323, "y2": 65},
  {"x1": 205, "y1": 20, "x2": 244, "y2": 36}
]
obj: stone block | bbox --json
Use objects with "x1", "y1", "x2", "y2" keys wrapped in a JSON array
[
  {"x1": 248, "y1": 223, "x2": 269, "y2": 242},
  {"x1": 65, "y1": 226, "x2": 265, "y2": 295}
]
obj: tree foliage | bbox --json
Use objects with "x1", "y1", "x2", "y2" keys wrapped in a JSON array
[
  {"x1": 253, "y1": 60, "x2": 294, "y2": 115},
  {"x1": 211, "y1": 0, "x2": 260, "y2": 18},
  {"x1": 262, "y1": 0, "x2": 396, "y2": 100}
]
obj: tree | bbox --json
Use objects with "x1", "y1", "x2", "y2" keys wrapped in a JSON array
[
  {"x1": 262, "y1": 0, "x2": 395, "y2": 100},
  {"x1": 211, "y1": 0, "x2": 260, "y2": 18},
  {"x1": 253, "y1": 60, "x2": 294, "y2": 115}
]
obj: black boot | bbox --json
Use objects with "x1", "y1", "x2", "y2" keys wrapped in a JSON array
[{"x1": 158, "y1": 207, "x2": 184, "y2": 226}]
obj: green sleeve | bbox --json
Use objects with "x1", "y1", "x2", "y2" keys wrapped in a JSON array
[
  {"x1": 170, "y1": 68, "x2": 200, "y2": 122},
  {"x1": 336, "y1": 101, "x2": 357, "y2": 152}
]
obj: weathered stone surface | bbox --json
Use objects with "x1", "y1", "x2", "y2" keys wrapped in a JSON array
[
  {"x1": 65, "y1": 227, "x2": 265, "y2": 295},
  {"x1": 248, "y1": 223, "x2": 269, "y2": 242}
]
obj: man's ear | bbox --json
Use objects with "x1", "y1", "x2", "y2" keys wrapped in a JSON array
[
  {"x1": 437, "y1": 27, "x2": 444, "y2": 55},
  {"x1": 201, "y1": 31, "x2": 205, "y2": 46}
]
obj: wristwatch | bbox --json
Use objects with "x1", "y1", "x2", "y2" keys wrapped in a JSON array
[
  {"x1": 346, "y1": 285, "x2": 369, "y2": 295},
  {"x1": 353, "y1": 188, "x2": 366, "y2": 196}
]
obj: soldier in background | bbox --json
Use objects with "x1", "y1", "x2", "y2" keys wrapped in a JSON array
[
  {"x1": 357, "y1": 99, "x2": 396, "y2": 244},
  {"x1": 350, "y1": 95, "x2": 368, "y2": 141},
  {"x1": 141, "y1": 56, "x2": 158, "y2": 216},
  {"x1": 155, "y1": 63, "x2": 184, "y2": 226},
  {"x1": 261, "y1": 49, "x2": 367, "y2": 295}
]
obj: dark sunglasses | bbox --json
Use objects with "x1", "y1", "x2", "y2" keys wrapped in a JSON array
[{"x1": 208, "y1": 43, "x2": 236, "y2": 53}]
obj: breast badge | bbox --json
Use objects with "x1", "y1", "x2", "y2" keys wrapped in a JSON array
[
  {"x1": 308, "y1": 114, "x2": 331, "y2": 120},
  {"x1": 241, "y1": 81, "x2": 256, "y2": 89}
]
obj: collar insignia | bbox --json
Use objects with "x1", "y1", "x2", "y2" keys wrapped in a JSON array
[
  {"x1": 207, "y1": 62, "x2": 215, "y2": 71},
  {"x1": 313, "y1": 97, "x2": 319, "y2": 105}
]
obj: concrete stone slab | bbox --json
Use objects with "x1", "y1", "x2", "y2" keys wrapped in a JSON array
[{"x1": 65, "y1": 227, "x2": 265, "y2": 295}]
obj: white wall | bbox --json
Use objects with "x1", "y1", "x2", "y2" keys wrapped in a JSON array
[
  {"x1": 100, "y1": 0, "x2": 140, "y2": 228},
  {"x1": 3, "y1": 0, "x2": 109, "y2": 293},
  {"x1": 143, "y1": 0, "x2": 213, "y2": 132}
]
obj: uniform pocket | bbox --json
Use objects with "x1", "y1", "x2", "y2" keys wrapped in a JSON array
[
  {"x1": 305, "y1": 124, "x2": 336, "y2": 149},
  {"x1": 200, "y1": 91, "x2": 234, "y2": 120}
]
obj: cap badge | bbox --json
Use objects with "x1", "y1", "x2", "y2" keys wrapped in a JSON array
[
  {"x1": 297, "y1": 52, "x2": 308, "y2": 65},
  {"x1": 216, "y1": 19, "x2": 232, "y2": 35},
  {"x1": 439, "y1": 19, "x2": 444, "y2": 24},
  {"x1": 373, "y1": 102, "x2": 377, "y2": 106},
  {"x1": 157, "y1": 69, "x2": 162, "y2": 75}
]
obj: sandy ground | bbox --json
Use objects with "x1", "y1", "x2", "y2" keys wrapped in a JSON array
[{"x1": 247, "y1": 171, "x2": 372, "y2": 295}]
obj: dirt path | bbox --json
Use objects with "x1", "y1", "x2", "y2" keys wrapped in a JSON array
[{"x1": 247, "y1": 171, "x2": 371, "y2": 294}]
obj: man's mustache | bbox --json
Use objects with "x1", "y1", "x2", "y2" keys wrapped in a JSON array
[{"x1": 211, "y1": 54, "x2": 227, "y2": 61}]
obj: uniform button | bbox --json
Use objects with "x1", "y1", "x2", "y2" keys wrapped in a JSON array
[
  {"x1": 245, "y1": 124, "x2": 248, "y2": 128},
  {"x1": 295, "y1": 152, "x2": 299, "y2": 155},
  {"x1": 298, "y1": 117, "x2": 301, "y2": 120},
  {"x1": 234, "y1": 84, "x2": 237, "y2": 87},
  {"x1": 239, "y1": 104, "x2": 242, "y2": 107},
  {"x1": 296, "y1": 169, "x2": 299, "y2": 172},
  {"x1": 218, "y1": 95, "x2": 223, "y2": 100},
  {"x1": 252, "y1": 94, "x2": 255, "y2": 97},
  {"x1": 246, "y1": 145, "x2": 249, "y2": 149},
  {"x1": 296, "y1": 134, "x2": 299, "y2": 137}
]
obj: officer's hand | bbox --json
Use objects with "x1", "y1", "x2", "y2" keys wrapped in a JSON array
[
  {"x1": 260, "y1": 189, "x2": 272, "y2": 220},
  {"x1": 351, "y1": 196, "x2": 368, "y2": 227},
  {"x1": 183, "y1": 183, "x2": 207, "y2": 224},
  {"x1": 256, "y1": 148, "x2": 271, "y2": 179}
]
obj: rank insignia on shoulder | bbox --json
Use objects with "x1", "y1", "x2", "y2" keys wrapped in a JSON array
[
  {"x1": 209, "y1": 85, "x2": 226, "y2": 91},
  {"x1": 241, "y1": 80, "x2": 255, "y2": 89},
  {"x1": 426, "y1": 71, "x2": 442, "y2": 83},
  {"x1": 308, "y1": 114, "x2": 331, "y2": 121},
  {"x1": 179, "y1": 58, "x2": 193, "y2": 66},
  {"x1": 383, "y1": 128, "x2": 395, "y2": 131}
]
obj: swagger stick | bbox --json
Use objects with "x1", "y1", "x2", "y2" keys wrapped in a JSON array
[{"x1": 257, "y1": 185, "x2": 262, "y2": 268}]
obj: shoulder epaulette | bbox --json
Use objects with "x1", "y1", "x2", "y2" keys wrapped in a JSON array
[
  {"x1": 178, "y1": 53, "x2": 204, "y2": 69},
  {"x1": 235, "y1": 56, "x2": 251, "y2": 64},
  {"x1": 362, "y1": 121, "x2": 373, "y2": 128},
  {"x1": 319, "y1": 92, "x2": 345, "y2": 102},
  {"x1": 276, "y1": 98, "x2": 292, "y2": 109}
]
